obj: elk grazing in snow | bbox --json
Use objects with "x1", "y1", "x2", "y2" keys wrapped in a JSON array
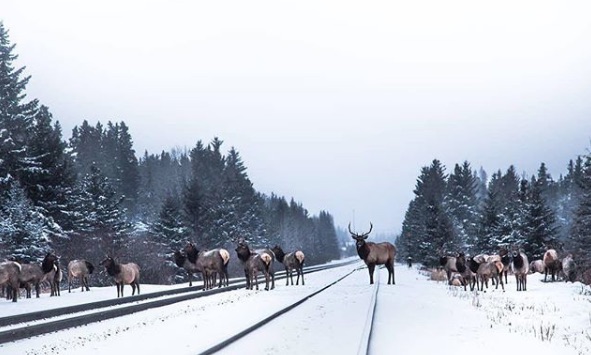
[
  {"x1": 529, "y1": 259, "x2": 545, "y2": 274},
  {"x1": 349, "y1": 223, "x2": 396, "y2": 285}
]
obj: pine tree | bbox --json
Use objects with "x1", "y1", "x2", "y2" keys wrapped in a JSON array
[
  {"x1": 150, "y1": 192, "x2": 189, "y2": 253},
  {"x1": 476, "y1": 189, "x2": 501, "y2": 253},
  {"x1": 70, "y1": 165, "x2": 131, "y2": 261},
  {"x1": 22, "y1": 106, "x2": 77, "y2": 237},
  {"x1": 445, "y1": 161, "x2": 481, "y2": 252},
  {"x1": 412, "y1": 159, "x2": 458, "y2": 265},
  {"x1": 0, "y1": 21, "x2": 39, "y2": 194},
  {"x1": 568, "y1": 154, "x2": 591, "y2": 271},
  {"x1": 523, "y1": 176, "x2": 559, "y2": 259},
  {"x1": 0, "y1": 182, "x2": 50, "y2": 262}
]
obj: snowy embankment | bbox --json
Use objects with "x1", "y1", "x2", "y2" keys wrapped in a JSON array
[{"x1": 1, "y1": 260, "x2": 590, "y2": 355}]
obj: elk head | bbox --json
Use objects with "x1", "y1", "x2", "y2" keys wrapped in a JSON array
[{"x1": 348, "y1": 222, "x2": 373, "y2": 248}]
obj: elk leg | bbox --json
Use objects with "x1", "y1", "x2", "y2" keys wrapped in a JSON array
[
  {"x1": 385, "y1": 263, "x2": 394, "y2": 284},
  {"x1": 368, "y1": 264, "x2": 376, "y2": 284},
  {"x1": 285, "y1": 267, "x2": 289, "y2": 286},
  {"x1": 301, "y1": 267, "x2": 305, "y2": 285}
]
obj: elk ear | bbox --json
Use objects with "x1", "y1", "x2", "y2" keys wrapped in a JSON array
[{"x1": 362, "y1": 234, "x2": 369, "y2": 240}]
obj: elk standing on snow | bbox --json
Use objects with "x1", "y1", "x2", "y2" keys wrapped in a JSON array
[
  {"x1": 543, "y1": 249, "x2": 561, "y2": 282},
  {"x1": 67, "y1": 259, "x2": 94, "y2": 292},
  {"x1": 173, "y1": 250, "x2": 203, "y2": 287},
  {"x1": 0, "y1": 261, "x2": 21, "y2": 302},
  {"x1": 272, "y1": 245, "x2": 305, "y2": 286},
  {"x1": 41, "y1": 253, "x2": 62, "y2": 296},
  {"x1": 562, "y1": 254, "x2": 577, "y2": 282},
  {"x1": 183, "y1": 243, "x2": 230, "y2": 289},
  {"x1": 349, "y1": 223, "x2": 396, "y2": 285},
  {"x1": 510, "y1": 246, "x2": 529, "y2": 291},
  {"x1": 235, "y1": 239, "x2": 275, "y2": 291},
  {"x1": 100, "y1": 256, "x2": 140, "y2": 297}
]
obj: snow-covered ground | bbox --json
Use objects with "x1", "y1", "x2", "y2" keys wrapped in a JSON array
[{"x1": 1, "y1": 261, "x2": 590, "y2": 355}]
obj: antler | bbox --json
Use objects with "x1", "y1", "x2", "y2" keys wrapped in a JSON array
[
  {"x1": 362, "y1": 222, "x2": 373, "y2": 237},
  {"x1": 349, "y1": 222, "x2": 373, "y2": 239}
]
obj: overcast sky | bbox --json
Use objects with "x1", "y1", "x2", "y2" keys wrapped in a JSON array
[{"x1": 3, "y1": 1, "x2": 591, "y2": 235}]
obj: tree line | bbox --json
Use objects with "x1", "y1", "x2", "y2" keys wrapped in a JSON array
[
  {"x1": 0, "y1": 22, "x2": 341, "y2": 284},
  {"x1": 396, "y1": 156, "x2": 591, "y2": 284}
]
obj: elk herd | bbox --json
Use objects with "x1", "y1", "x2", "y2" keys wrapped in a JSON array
[
  {"x1": 438, "y1": 245, "x2": 578, "y2": 292},
  {"x1": 0, "y1": 225, "x2": 581, "y2": 304},
  {"x1": 0, "y1": 239, "x2": 307, "y2": 302}
]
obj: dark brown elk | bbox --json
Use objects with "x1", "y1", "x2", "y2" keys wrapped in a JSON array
[
  {"x1": 100, "y1": 257, "x2": 140, "y2": 297},
  {"x1": 67, "y1": 259, "x2": 94, "y2": 292},
  {"x1": 235, "y1": 239, "x2": 275, "y2": 291},
  {"x1": 510, "y1": 246, "x2": 529, "y2": 291},
  {"x1": 183, "y1": 243, "x2": 229, "y2": 290},
  {"x1": 271, "y1": 245, "x2": 305, "y2": 286},
  {"x1": 0, "y1": 261, "x2": 21, "y2": 302},
  {"x1": 349, "y1": 223, "x2": 396, "y2": 285},
  {"x1": 455, "y1": 253, "x2": 476, "y2": 291},
  {"x1": 173, "y1": 250, "x2": 203, "y2": 287},
  {"x1": 41, "y1": 253, "x2": 62, "y2": 296},
  {"x1": 498, "y1": 247, "x2": 511, "y2": 284}
]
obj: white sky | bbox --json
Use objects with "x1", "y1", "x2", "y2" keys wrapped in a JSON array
[{"x1": 3, "y1": 0, "x2": 591, "y2": 234}]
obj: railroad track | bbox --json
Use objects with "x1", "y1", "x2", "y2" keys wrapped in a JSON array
[
  {"x1": 0, "y1": 259, "x2": 358, "y2": 345},
  {"x1": 198, "y1": 264, "x2": 383, "y2": 355}
]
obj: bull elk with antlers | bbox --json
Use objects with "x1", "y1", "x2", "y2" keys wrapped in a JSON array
[{"x1": 349, "y1": 223, "x2": 396, "y2": 285}]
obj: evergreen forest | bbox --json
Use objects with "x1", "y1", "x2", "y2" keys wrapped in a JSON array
[
  {"x1": 396, "y1": 157, "x2": 591, "y2": 284},
  {"x1": 0, "y1": 22, "x2": 341, "y2": 284}
]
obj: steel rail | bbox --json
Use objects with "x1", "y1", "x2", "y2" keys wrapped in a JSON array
[
  {"x1": 0, "y1": 259, "x2": 359, "y2": 345},
  {"x1": 198, "y1": 266, "x2": 363, "y2": 355}
]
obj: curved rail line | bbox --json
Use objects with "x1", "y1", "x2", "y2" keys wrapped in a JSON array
[
  {"x1": 198, "y1": 266, "x2": 363, "y2": 355},
  {"x1": 0, "y1": 259, "x2": 358, "y2": 345}
]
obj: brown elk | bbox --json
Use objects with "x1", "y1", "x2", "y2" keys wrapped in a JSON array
[
  {"x1": 349, "y1": 223, "x2": 396, "y2": 285},
  {"x1": 0, "y1": 261, "x2": 21, "y2": 302},
  {"x1": 67, "y1": 259, "x2": 94, "y2": 292},
  {"x1": 183, "y1": 243, "x2": 230, "y2": 290},
  {"x1": 235, "y1": 239, "x2": 275, "y2": 291},
  {"x1": 271, "y1": 245, "x2": 305, "y2": 286},
  {"x1": 100, "y1": 257, "x2": 140, "y2": 297}
]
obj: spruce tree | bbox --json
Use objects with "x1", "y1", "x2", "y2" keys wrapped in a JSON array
[
  {"x1": 70, "y1": 165, "x2": 131, "y2": 260},
  {"x1": 445, "y1": 161, "x2": 481, "y2": 252},
  {"x1": 568, "y1": 154, "x2": 591, "y2": 270},
  {"x1": 0, "y1": 21, "x2": 39, "y2": 194},
  {"x1": 0, "y1": 182, "x2": 50, "y2": 262},
  {"x1": 523, "y1": 176, "x2": 559, "y2": 259},
  {"x1": 150, "y1": 192, "x2": 188, "y2": 253}
]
